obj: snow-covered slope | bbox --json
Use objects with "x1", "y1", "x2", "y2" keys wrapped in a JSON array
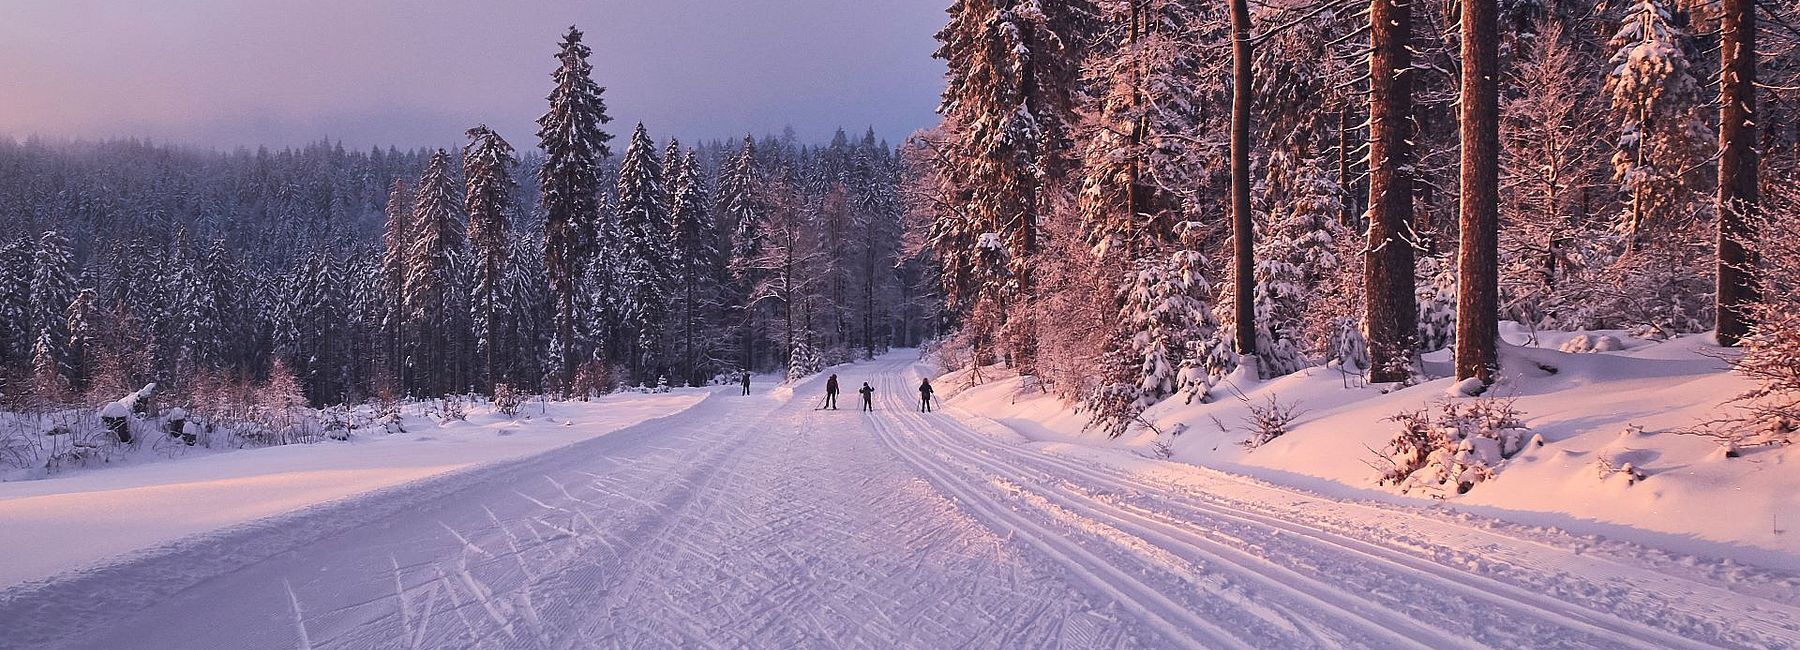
[{"x1": 938, "y1": 328, "x2": 1799, "y2": 568}]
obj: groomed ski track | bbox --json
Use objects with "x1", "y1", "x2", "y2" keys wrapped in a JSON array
[{"x1": 1, "y1": 353, "x2": 1794, "y2": 649}]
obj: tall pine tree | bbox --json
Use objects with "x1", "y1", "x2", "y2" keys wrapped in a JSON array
[
  {"x1": 537, "y1": 25, "x2": 614, "y2": 388},
  {"x1": 464, "y1": 125, "x2": 517, "y2": 390}
]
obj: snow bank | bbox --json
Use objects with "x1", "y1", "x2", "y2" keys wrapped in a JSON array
[
  {"x1": 934, "y1": 328, "x2": 1800, "y2": 569},
  {"x1": 0, "y1": 389, "x2": 707, "y2": 588}
]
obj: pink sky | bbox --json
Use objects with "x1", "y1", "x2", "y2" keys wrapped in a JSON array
[{"x1": 0, "y1": 0, "x2": 945, "y2": 149}]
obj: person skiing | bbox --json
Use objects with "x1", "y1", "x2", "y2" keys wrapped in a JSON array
[
  {"x1": 824, "y1": 374, "x2": 840, "y2": 410},
  {"x1": 859, "y1": 382, "x2": 875, "y2": 411},
  {"x1": 741, "y1": 371, "x2": 751, "y2": 396},
  {"x1": 919, "y1": 378, "x2": 934, "y2": 412}
]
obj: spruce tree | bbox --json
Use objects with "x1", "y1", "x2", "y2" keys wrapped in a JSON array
[
  {"x1": 538, "y1": 25, "x2": 614, "y2": 388},
  {"x1": 670, "y1": 149, "x2": 720, "y2": 385},
  {"x1": 614, "y1": 123, "x2": 673, "y2": 380},
  {"x1": 380, "y1": 180, "x2": 413, "y2": 385},
  {"x1": 464, "y1": 125, "x2": 517, "y2": 390},
  {"x1": 30, "y1": 231, "x2": 78, "y2": 369},
  {"x1": 1605, "y1": 0, "x2": 1709, "y2": 245},
  {"x1": 933, "y1": 0, "x2": 1094, "y2": 375},
  {"x1": 64, "y1": 288, "x2": 96, "y2": 393},
  {"x1": 405, "y1": 150, "x2": 465, "y2": 396},
  {"x1": 0, "y1": 238, "x2": 31, "y2": 368},
  {"x1": 719, "y1": 136, "x2": 765, "y2": 371}
]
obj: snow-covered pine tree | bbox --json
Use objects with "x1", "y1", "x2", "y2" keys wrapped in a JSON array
[
  {"x1": 1077, "y1": 0, "x2": 1209, "y2": 261},
  {"x1": 288, "y1": 249, "x2": 349, "y2": 404},
  {"x1": 670, "y1": 149, "x2": 720, "y2": 386},
  {"x1": 30, "y1": 231, "x2": 78, "y2": 365},
  {"x1": 1086, "y1": 249, "x2": 1223, "y2": 437},
  {"x1": 933, "y1": 0, "x2": 1095, "y2": 375},
  {"x1": 64, "y1": 288, "x2": 95, "y2": 393},
  {"x1": 1713, "y1": 0, "x2": 1759, "y2": 346},
  {"x1": 404, "y1": 150, "x2": 466, "y2": 396},
  {"x1": 1364, "y1": 0, "x2": 1420, "y2": 383},
  {"x1": 719, "y1": 136, "x2": 765, "y2": 371},
  {"x1": 851, "y1": 129, "x2": 903, "y2": 359},
  {"x1": 1252, "y1": 151, "x2": 1348, "y2": 378},
  {"x1": 0, "y1": 237, "x2": 32, "y2": 370},
  {"x1": 538, "y1": 25, "x2": 614, "y2": 388},
  {"x1": 1605, "y1": 0, "x2": 1710, "y2": 245},
  {"x1": 505, "y1": 238, "x2": 554, "y2": 393},
  {"x1": 29, "y1": 328, "x2": 67, "y2": 405},
  {"x1": 615, "y1": 123, "x2": 673, "y2": 381},
  {"x1": 464, "y1": 125, "x2": 517, "y2": 392},
  {"x1": 380, "y1": 179, "x2": 413, "y2": 385}
]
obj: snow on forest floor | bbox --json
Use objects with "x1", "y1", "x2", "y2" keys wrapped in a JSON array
[
  {"x1": 937, "y1": 324, "x2": 1800, "y2": 571},
  {"x1": 0, "y1": 388, "x2": 709, "y2": 588}
]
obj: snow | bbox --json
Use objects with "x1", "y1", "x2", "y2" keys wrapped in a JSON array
[
  {"x1": 1447, "y1": 376, "x2": 1486, "y2": 397},
  {"x1": 0, "y1": 390, "x2": 705, "y2": 588},
  {"x1": 937, "y1": 325, "x2": 1800, "y2": 571},
  {"x1": 0, "y1": 353, "x2": 1793, "y2": 648}
]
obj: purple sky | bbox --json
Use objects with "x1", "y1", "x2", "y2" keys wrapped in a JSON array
[{"x1": 0, "y1": 0, "x2": 947, "y2": 150}]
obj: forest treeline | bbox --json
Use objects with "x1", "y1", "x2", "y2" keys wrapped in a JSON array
[
  {"x1": 4, "y1": 1, "x2": 1799, "y2": 447},
  {"x1": 0, "y1": 27, "x2": 938, "y2": 408},
  {"x1": 915, "y1": 0, "x2": 1800, "y2": 436}
]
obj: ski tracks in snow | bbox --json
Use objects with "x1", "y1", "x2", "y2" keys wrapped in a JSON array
[
  {"x1": 862, "y1": 359, "x2": 1800, "y2": 649},
  {"x1": 2, "y1": 359, "x2": 1796, "y2": 649}
]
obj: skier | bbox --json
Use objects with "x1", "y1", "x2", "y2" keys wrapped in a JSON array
[
  {"x1": 824, "y1": 374, "x2": 840, "y2": 410},
  {"x1": 919, "y1": 378, "x2": 934, "y2": 413},
  {"x1": 859, "y1": 382, "x2": 875, "y2": 411},
  {"x1": 741, "y1": 371, "x2": 751, "y2": 396}
]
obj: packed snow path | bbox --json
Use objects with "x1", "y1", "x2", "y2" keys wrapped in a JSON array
[{"x1": 2, "y1": 357, "x2": 1796, "y2": 649}]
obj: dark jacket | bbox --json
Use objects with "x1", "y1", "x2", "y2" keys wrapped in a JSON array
[
  {"x1": 859, "y1": 384, "x2": 874, "y2": 398},
  {"x1": 826, "y1": 376, "x2": 840, "y2": 394},
  {"x1": 919, "y1": 380, "x2": 933, "y2": 396}
]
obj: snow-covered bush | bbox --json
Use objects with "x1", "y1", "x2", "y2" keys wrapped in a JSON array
[
  {"x1": 320, "y1": 405, "x2": 355, "y2": 441},
  {"x1": 1595, "y1": 453, "x2": 1648, "y2": 484},
  {"x1": 1415, "y1": 255, "x2": 1457, "y2": 354},
  {"x1": 1559, "y1": 333, "x2": 1625, "y2": 354},
  {"x1": 1328, "y1": 317, "x2": 1370, "y2": 379},
  {"x1": 569, "y1": 360, "x2": 618, "y2": 400},
  {"x1": 433, "y1": 395, "x2": 469, "y2": 423},
  {"x1": 1239, "y1": 394, "x2": 1303, "y2": 449},
  {"x1": 1376, "y1": 398, "x2": 1531, "y2": 496},
  {"x1": 493, "y1": 383, "x2": 523, "y2": 418}
]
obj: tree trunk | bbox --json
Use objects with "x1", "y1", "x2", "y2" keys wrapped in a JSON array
[
  {"x1": 1364, "y1": 0, "x2": 1418, "y2": 383},
  {"x1": 1716, "y1": 0, "x2": 1758, "y2": 346},
  {"x1": 1230, "y1": 0, "x2": 1256, "y2": 357},
  {"x1": 1455, "y1": 0, "x2": 1500, "y2": 384},
  {"x1": 1338, "y1": 104, "x2": 1356, "y2": 227}
]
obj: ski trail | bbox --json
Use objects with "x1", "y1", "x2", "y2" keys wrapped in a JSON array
[
  {"x1": 3, "y1": 365, "x2": 1792, "y2": 649},
  {"x1": 284, "y1": 578, "x2": 313, "y2": 650}
]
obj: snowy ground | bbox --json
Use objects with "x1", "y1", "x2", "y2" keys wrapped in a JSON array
[
  {"x1": 0, "y1": 352, "x2": 1795, "y2": 648},
  {"x1": 947, "y1": 326, "x2": 1800, "y2": 570},
  {"x1": 0, "y1": 390, "x2": 705, "y2": 587}
]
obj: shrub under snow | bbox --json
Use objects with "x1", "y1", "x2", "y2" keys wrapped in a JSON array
[{"x1": 1376, "y1": 397, "x2": 1532, "y2": 496}]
